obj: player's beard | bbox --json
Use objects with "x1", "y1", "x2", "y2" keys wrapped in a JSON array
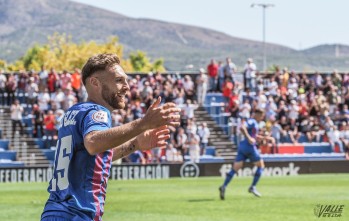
[{"x1": 101, "y1": 83, "x2": 126, "y2": 110}]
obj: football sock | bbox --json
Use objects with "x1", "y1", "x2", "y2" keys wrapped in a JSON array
[
  {"x1": 223, "y1": 169, "x2": 236, "y2": 187},
  {"x1": 251, "y1": 167, "x2": 263, "y2": 187}
]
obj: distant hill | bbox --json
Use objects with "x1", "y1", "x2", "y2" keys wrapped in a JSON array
[{"x1": 0, "y1": 0, "x2": 349, "y2": 71}]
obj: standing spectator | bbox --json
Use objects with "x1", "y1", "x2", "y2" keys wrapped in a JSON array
[
  {"x1": 47, "y1": 68, "x2": 59, "y2": 95},
  {"x1": 239, "y1": 99, "x2": 252, "y2": 119},
  {"x1": 62, "y1": 88, "x2": 77, "y2": 110},
  {"x1": 228, "y1": 90, "x2": 239, "y2": 118},
  {"x1": 32, "y1": 104, "x2": 44, "y2": 138},
  {"x1": 217, "y1": 61, "x2": 225, "y2": 92},
  {"x1": 59, "y1": 70, "x2": 72, "y2": 91},
  {"x1": 17, "y1": 71, "x2": 28, "y2": 93},
  {"x1": 71, "y1": 68, "x2": 82, "y2": 101},
  {"x1": 26, "y1": 77, "x2": 39, "y2": 105},
  {"x1": 223, "y1": 57, "x2": 237, "y2": 83},
  {"x1": 5, "y1": 73, "x2": 16, "y2": 106},
  {"x1": 10, "y1": 99, "x2": 23, "y2": 137},
  {"x1": 182, "y1": 99, "x2": 197, "y2": 120},
  {"x1": 175, "y1": 127, "x2": 187, "y2": 161},
  {"x1": 37, "y1": 88, "x2": 51, "y2": 112},
  {"x1": 197, "y1": 122, "x2": 210, "y2": 155},
  {"x1": 207, "y1": 59, "x2": 219, "y2": 92},
  {"x1": 268, "y1": 77, "x2": 278, "y2": 97},
  {"x1": 50, "y1": 88, "x2": 65, "y2": 110},
  {"x1": 256, "y1": 91, "x2": 268, "y2": 110},
  {"x1": 183, "y1": 75, "x2": 195, "y2": 101},
  {"x1": 281, "y1": 68, "x2": 289, "y2": 88},
  {"x1": 196, "y1": 68, "x2": 208, "y2": 105},
  {"x1": 243, "y1": 58, "x2": 257, "y2": 92},
  {"x1": 44, "y1": 110, "x2": 56, "y2": 137},
  {"x1": 0, "y1": 69, "x2": 6, "y2": 106},
  {"x1": 186, "y1": 132, "x2": 200, "y2": 163},
  {"x1": 312, "y1": 71, "x2": 323, "y2": 88},
  {"x1": 270, "y1": 117, "x2": 282, "y2": 146},
  {"x1": 38, "y1": 65, "x2": 48, "y2": 92},
  {"x1": 222, "y1": 78, "x2": 234, "y2": 103},
  {"x1": 54, "y1": 109, "x2": 65, "y2": 131}
]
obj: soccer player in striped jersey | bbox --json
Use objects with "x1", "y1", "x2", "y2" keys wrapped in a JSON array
[
  {"x1": 219, "y1": 109, "x2": 265, "y2": 200},
  {"x1": 41, "y1": 54, "x2": 181, "y2": 221}
]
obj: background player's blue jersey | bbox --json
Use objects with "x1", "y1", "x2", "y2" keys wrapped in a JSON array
[
  {"x1": 240, "y1": 118, "x2": 259, "y2": 148},
  {"x1": 41, "y1": 102, "x2": 113, "y2": 221},
  {"x1": 236, "y1": 118, "x2": 261, "y2": 162}
]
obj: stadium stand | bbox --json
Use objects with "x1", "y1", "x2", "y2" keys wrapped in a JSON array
[{"x1": 0, "y1": 64, "x2": 348, "y2": 167}]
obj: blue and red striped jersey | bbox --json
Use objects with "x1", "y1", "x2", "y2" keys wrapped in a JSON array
[{"x1": 41, "y1": 102, "x2": 113, "y2": 221}]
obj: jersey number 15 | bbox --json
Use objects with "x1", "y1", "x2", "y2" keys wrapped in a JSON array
[{"x1": 51, "y1": 135, "x2": 72, "y2": 191}]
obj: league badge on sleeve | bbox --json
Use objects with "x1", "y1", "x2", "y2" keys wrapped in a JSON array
[{"x1": 92, "y1": 111, "x2": 108, "y2": 123}]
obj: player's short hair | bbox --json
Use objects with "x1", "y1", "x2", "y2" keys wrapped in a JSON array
[
  {"x1": 81, "y1": 53, "x2": 120, "y2": 85},
  {"x1": 254, "y1": 108, "x2": 265, "y2": 115}
]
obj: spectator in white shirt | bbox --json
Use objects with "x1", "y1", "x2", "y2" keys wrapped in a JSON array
[
  {"x1": 10, "y1": 99, "x2": 24, "y2": 137},
  {"x1": 186, "y1": 132, "x2": 200, "y2": 163},
  {"x1": 197, "y1": 122, "x2": 210, "y2": 155},
  {"x1": 239, "y1": 99, "x2": 251, "y2": 119},
  {"x1": 243, "y1": 58, "x2": 257, "y2": 92},
  {"x1": 196, "y1": 68, "x2": 208, "y2": 105}
]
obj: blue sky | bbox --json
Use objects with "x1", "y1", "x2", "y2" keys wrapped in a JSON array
[{"x1": 72, "y1": 0, "x2": 349, "y2": 50}]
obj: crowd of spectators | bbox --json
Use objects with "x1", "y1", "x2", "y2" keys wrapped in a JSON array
[
  {"x1": 1, "y1": 57, "x2": 349, "y2": 162},
  {"x1": 209, "y1": 58, "x2": 349, "y2": 158}
]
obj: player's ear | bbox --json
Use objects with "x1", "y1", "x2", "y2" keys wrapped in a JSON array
[{"x1": 89, "y1": 77, "x2": 100, "y2": 88}]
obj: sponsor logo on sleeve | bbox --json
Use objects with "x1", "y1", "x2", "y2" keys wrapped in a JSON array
[{"x1": 92, "y1": 111, "x2": 108, "y2": 123}]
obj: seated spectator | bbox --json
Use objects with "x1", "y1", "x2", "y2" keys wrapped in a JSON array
[
  {"x1": 125, "y1": 150, "x2": 146, "y2": 164},
  {"x1": 327, "y1": 125, "x2": 343, "y2": 152},
  {"x1": 165, "y1": 143, "x2": 182, "y2": 162},
  {"x1": 339, "y1": 122, "x2": 349, "y2": 153}
]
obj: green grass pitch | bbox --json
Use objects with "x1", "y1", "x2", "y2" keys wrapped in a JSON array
[{"x1": 0, "y1": 174, "x2": 348, "y2": 221}]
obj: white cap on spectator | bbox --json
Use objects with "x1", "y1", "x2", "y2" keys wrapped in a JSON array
[{"x1": 199, "y1": 68, "x2": 205, "y2": 73}]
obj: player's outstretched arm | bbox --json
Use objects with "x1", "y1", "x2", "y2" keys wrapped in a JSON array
[
  {"x1": 84, "y1": 97, "x2": 180, "y2": 155},
  {"x1": 112, "y1": 125, "x2": 170, "y2": 161}
]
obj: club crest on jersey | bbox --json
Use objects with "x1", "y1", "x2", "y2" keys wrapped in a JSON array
[{"x1": 92, "y1": 111, "x2": 108, "y2": 123}]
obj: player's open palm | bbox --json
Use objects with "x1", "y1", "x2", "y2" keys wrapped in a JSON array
[
  {"x1": 142, "y1": 97, "x2": 181, "y2": 130},
  {"x1": 136, "y1": 125, "x2": 170, "y2": 150}
]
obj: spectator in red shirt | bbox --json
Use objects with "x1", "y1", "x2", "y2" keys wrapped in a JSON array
[
  {"x1": 47, "y1": 68, "x2": 59, "y2": 94},
  {"x1": 207, "y1": 59, "x2": 218, "y2": 92},
  {"x1": 228, "y1": 90, "x2": 239, "y2": 117},
  {"x1": 71, "y1": 68, "x2": 82, "y2": 101},
  {"x1": 222, "y1": 78, "x2": 234, "y2": 102},
  {"x1": 44, "y1": 110, "x2": 56, "y2": 137}
]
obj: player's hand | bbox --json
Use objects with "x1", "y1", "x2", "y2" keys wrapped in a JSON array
[
  {"x1": 141, "y1": 97, "x2": 181, "y2": 130},
  {"x1": 135, "y1": 125, "x2": 170, "y2": 151}
]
